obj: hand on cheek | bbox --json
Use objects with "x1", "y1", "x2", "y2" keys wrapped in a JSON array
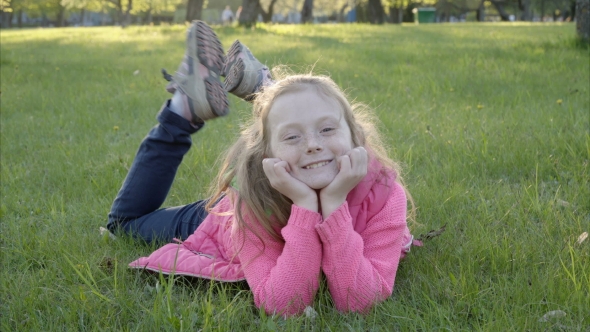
[
  {"x1": 319, "y1": 147, "x2": 368, "y2": 219},
  {"x1": 262, "y1": 158, "x2": 318, "y2": 212}
]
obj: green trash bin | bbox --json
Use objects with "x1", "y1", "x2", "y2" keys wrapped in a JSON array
[{"x1": 412, "y1": 7, "x2": 436, "y2": 24}]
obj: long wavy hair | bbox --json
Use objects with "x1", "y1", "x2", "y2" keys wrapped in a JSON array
[{"x1": 206, "y1": 71, "x2": 413, "y2": 243}]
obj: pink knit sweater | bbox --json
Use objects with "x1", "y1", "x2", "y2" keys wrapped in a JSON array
[
  {"x1": 236, "y1": 181, "x2": 409, "y2": 316},
  {"x1": 129, "y1": 161, "x2": 411, "y2": 316}
]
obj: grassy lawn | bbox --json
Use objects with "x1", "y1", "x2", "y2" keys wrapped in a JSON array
[{"x1": 1, "y1": 22, "x2": 588, "y2": 330}]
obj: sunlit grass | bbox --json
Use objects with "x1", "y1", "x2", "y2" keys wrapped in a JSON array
[{"x1": 1, "y1": 23, "x2": 588, "y2": 330}]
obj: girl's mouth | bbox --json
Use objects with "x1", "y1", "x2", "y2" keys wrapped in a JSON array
[{"x1": 303, "y1": 160, "x2": 331, "y2": 169}]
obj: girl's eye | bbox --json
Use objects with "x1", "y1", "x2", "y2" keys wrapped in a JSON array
[
  {"x1": 321, "y1": 127, "x2": 335, "y2": 133},
  {"x1": 285, "y1": 135, "x2": 298, "y2": 140}
]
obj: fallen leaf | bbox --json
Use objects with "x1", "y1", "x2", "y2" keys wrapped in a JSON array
[
  {"x1": 576, "y1": 232, "x2": 588, "y2": 245},
  {"x1": 99, "y1": 226, "x2": 117, "y2": 240},
  {"x1": 418, "y1": 224, "x2": 446, "y2": 241},
  {"x1": 133, "y1": 70, "x2": 140, "y2": 76},
  {"x1": 556, "y1": 199, "x2": 570, "y2": 207},
  {"x1": 304, "y1": 306, "x2": 317, "y2": 320},
  {"x1": 538, "y1": 310, "x2": 566, "y2": 322}
]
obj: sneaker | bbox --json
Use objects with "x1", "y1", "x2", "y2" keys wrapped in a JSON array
[
  {"x1": 223, "y1": 40, "x2": 274, "y2": 101},
  {"x1": 162, "y1": 21, "x2": 229, "y2": 123}
]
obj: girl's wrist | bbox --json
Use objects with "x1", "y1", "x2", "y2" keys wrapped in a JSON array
[
  {"x1": 320, "y1": 195, "x2": 346, "y2": 219},
  {"x1": 293, "y1": 197, "x2": 318, "y2": 212}
]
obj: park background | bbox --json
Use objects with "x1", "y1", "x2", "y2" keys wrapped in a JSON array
[
  {"x1": 0, "y1": 0, "x2": 587, "y2": 28},
  {"x1": 1, "y1": 2, "x2": 589, "y2": 329}
]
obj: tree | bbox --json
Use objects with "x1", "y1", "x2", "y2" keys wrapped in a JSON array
[
  {"x1": 239, "y1": 0, "x2": 260, "y2": 26},
  {"x1": 368, "y1": 0, "x2": 384, "y2": 23},
  {"x1": 134, "y1": 0, "x2": 182, "y2": 24},
  {"x1": 1, "y1": 0, "x2": 13, "y2": 27},
  {"x1": 489, "y1": 0, "x2": 511, "y2": 20},
  {"x1": 517, "y1": 0, "x2": 531, "y2": 20},
  {"x1": 301, "y1": 0, "x2": 312, "y2": 22},
  {"x1": 385, "y1": 0, "x2": 407, "y2": 23},
  {"x1": 259, "y1": 0, "x2": 277, "y2": 22},
  {"x1": 185, "y1": 0, "x2": 203, "y2": 21},
  {"x1": 60, "y1": 0, "x2": 102, "y2": 25},
  {"x1": 576, "y1": 0, "x2": 589, "y2": 42}
]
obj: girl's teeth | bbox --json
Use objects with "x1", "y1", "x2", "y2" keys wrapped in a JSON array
[{"x1": 305, "y1": 161, "x2": 329, "y2": 169}]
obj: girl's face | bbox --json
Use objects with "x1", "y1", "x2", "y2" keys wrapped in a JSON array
[{"x1": 266, "y1": 88, "x2": 354, "y2": 190}]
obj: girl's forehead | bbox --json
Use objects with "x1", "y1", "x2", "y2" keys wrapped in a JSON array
[
  {"x1": 271, "y1": 88, "x2": 342, "y2": 111},
  {"x1": 266, "y1": 89, "x2": 347, "y2": 130}
]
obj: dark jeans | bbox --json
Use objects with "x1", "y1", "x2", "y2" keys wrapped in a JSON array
[{"x1": 106, "y1": 101, "x2": 209, "y2": 244}]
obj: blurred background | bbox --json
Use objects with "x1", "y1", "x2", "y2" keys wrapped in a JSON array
[{"x1": 0, "y1": 0, "x2": 584, "y2": 29}]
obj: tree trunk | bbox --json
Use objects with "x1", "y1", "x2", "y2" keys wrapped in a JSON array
[
  {"x1": 17, "y1": 9, "x2": 23, "y2": 28},
  {"x1": 186, "y1": 0, "x2": 204, "y2": 22},
  {"x1": 541, "y1": 0, "x2": 545, "y2": 20},
  {"x1": 518, "y1": 0, "x2": 531, "y2": 20},
  {"x1": 389, "y1": 6, "x2": 402, "y2": 23},
  {"x1": 576, "y1": 0, "x2": 590, "y2": 42},
  {"x1": 389, "y1": 4, "x2": 404, "y2": 23},
  {"x1": 570, "y1": 0, "x2": 576, "y2": 19},
  {"x1": 301, "y1": 0, "x2": 313, "y2": 23},
  {"x1": 239, "y1": 0, "x2": 260, "y2": 27},
  {"x1": 490, "y1": 0, "x2": 510, "y2": 21},
  {"x1": 80, "y1": 8, "x2": 85, "y2": 25},
  {"x1": 476, "y1": 0, "x2": 486, "y2": 21},
  {"x1": 339, "y1": 3, "x2": 348, "y2": 22},
  {"x1": 114, "y1": 0, "x2": 122, "y2": 25},
  {"x1": 259, "y1": 0, "x2": 277, "y2": 23},
  {"x1": 122, "y1": 0, "x2": 132, "y2": 27},
  {"x1": 368, "y1": 0, "x2": 385, "y2": 24},
  {"x1": 56, "y1": 4, "x2": 66, "y2": 27},
  {"x1": 0, "y1": 11, "x2": 12, "y2": 28},
  {"x1": 42, "y1": 12, "x2": 48, "y2": 26}
]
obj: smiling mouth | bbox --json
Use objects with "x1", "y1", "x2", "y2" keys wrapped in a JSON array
[{"x1": 303, "y1": 160, "x2": 331, "y2": 169}]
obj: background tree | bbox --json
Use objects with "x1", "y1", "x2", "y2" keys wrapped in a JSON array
[
  {"x1": 60, "y1": 0, "x2": 102, "y2": 25},
  {"x1": 185, "y1": 0, "x2": 203, "y2": 21},
  {"x1": 134, "y1": 0, "x2": 182, "y2": 24},
  {"x1": 1, "y1": 0, "x2": 13, "y2": 27},
  {"x1": 384, "y1": 0, "x2": 410, "y2": 23},
  {"x1": 368, "y1": 0, "x2": 385, "y2": 23},
  {"x1": 239, "y1": 0, "x2": 260, "y2": 26},
  {"x1": 576, "y1": 0, "x2": 589, "y2": 41},
  {"x1": 259, "y1": 0, "x2": 277, "y2": 22},
  {"x1": 301, "y1": 0, "x2": 312, "y2": 22}
]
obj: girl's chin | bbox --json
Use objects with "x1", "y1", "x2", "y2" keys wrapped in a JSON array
[{"x1": 298, "y1": 174, "x2": 337, "y2": 190}]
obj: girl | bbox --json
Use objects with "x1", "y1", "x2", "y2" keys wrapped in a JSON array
[{"x1": 108, "y1": 21, "x2": 416, "y2": 316}]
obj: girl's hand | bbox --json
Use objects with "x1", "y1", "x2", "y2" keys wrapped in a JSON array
[
  {"x1": 262, "y1": 158, "x2": 318, "y2": 212},
  {"x1": 319, "y1": 147, "x2": 368, "y2": 219}
]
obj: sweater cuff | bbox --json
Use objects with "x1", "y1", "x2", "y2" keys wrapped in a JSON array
[
  {"x1": 286, "y1": 204, "x2": 323, "y2": 231},
  {"x1": 315, "y1": 201, "x2": 354, "y2": 240}
]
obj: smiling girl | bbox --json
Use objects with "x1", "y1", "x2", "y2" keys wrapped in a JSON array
[{"x1": 107, "y1": 21, "x2": 416, "y2": 316}]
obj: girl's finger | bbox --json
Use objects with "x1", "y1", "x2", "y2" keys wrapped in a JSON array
[
  {"x1": 262, "y1": 158, "x2": 280, "y2": 179},
  {"x1": 338, "y1": 155, "x2": 351, "y2": 174},
  {"x1": 275, "y1": 160, "x2": 291, "y2": 173}
]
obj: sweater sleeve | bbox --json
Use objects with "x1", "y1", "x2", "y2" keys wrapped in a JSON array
[
  {"x1": 315, "y1": 181, "x2": 408, "y2": 312},
  {"x1": 234, "y1": 205, "x2": 323, "y2": 316}
]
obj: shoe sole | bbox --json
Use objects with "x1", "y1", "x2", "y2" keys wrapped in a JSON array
[
  {"x1": 187, "y1": 21, "x2": 229, "y2": 120},
  {"x1": 224, "y1": 58, "x2": 245, "y2": 94},
  {"x1": 223, "y1": 40, "x2": 245, "y2": 93}
]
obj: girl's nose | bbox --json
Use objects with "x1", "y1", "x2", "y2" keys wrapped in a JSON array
[{"x1": 305, "y1": 136, "x2": 323, "y2": 154}]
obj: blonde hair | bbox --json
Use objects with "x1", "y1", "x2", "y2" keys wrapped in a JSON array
[{"x1": 207, "y1": 71, "x2": 414, "y2": 243}]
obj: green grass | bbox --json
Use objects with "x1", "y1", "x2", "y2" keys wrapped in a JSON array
[{"x1": 1, "y1": 22, "x2": 589, "y2": 330}]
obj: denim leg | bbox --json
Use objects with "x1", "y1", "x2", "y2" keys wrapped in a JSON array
[{"x1": 107, "y1": 101, "x2": 208, "y2": 244}]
